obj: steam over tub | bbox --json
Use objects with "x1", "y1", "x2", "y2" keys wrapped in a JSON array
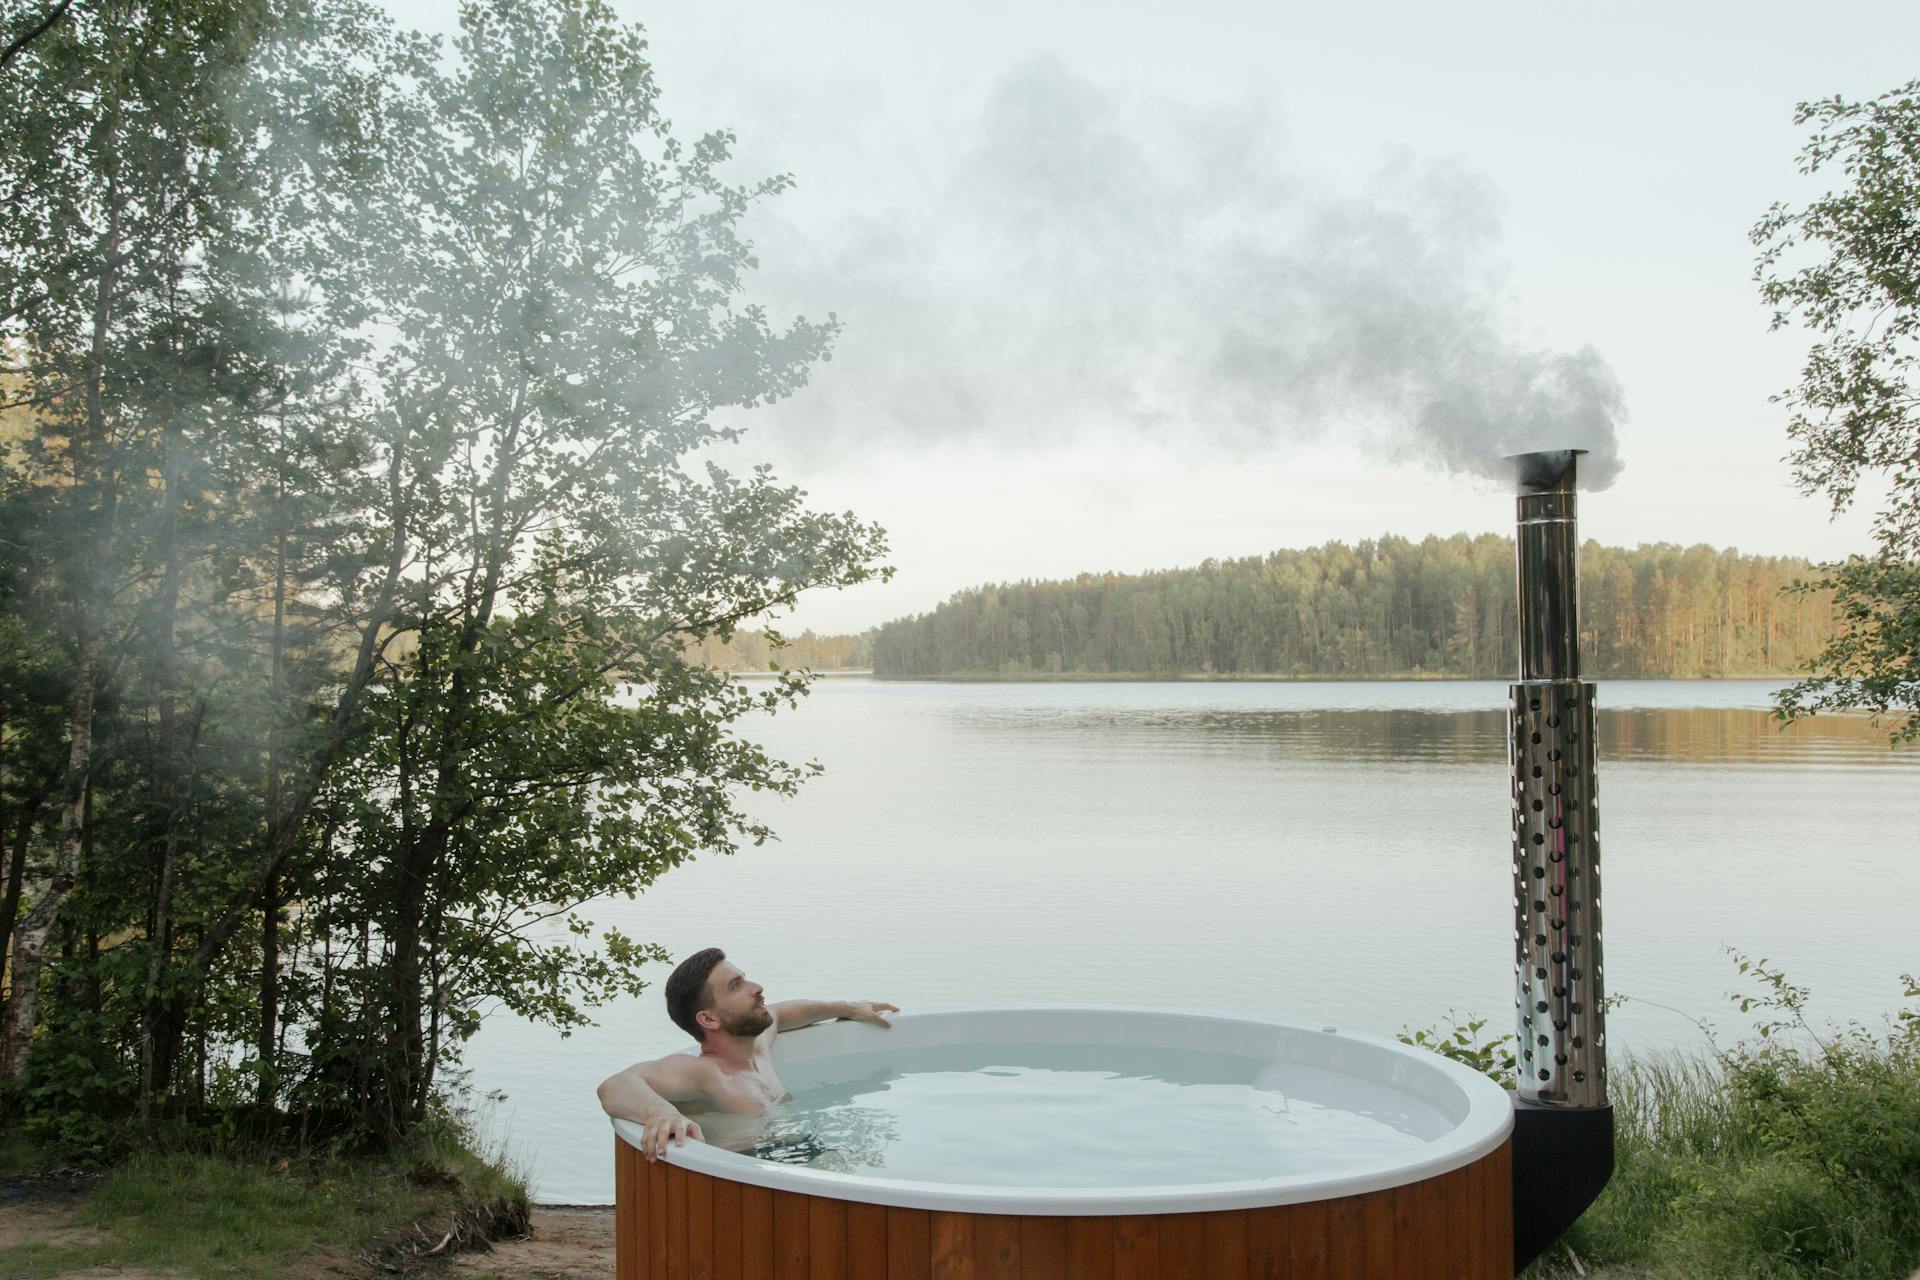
[{"x1": 610, "y1": 1007, "x2": 1515, "y2": 1278}]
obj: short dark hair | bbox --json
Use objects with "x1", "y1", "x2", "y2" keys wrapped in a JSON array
[{"x1": 666, "y1": 947, "x2": 728, "y2": 1042}]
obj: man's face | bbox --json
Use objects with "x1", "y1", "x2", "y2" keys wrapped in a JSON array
[{"x1": 698, "y1": 960, "x2": 772, "y2": 1040}]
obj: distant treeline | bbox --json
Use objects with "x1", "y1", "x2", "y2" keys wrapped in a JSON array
[
  {"x1": 686, "y1": 629, "x2": 872, "y2": 671},
  {"x1": 869, "y1": 535, "x2": 1839, "y2": 679}
]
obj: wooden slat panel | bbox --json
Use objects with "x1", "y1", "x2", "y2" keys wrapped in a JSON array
[
  {"x1": 1460, "y1": 1157, "x2": 1487, "y2": 1280},
  {"x1": 1485, "y1": 1141, "x2": 1514, "y2": 1278},
  {"x1": 604, "y1": 1165, "x2": 1521, "y2": 1280},
  {"x1": 711, "y1": 1177, "x2": 742, "y2": 1280},
  {"x1": 974, "y1": 1215, "x2": 1019, "y2": 1280},
  {"x1": 931, "y1": 1212, "x2": 974, "y2": 1280},
  {"x1": 1202, "y1": 1210, "x2": 1247, "y2": 1279},
  {"x1": 1156, "y1": 1210, "x2": 1205, "y2": 1280},
  {"x1": 887, "y1": 1207, "x2": 932, "y2": 1280},
  {"x1": 1291, "y1": 1200, "x2": 1331, "y2": 1279},
  {"x1": 636, "y1": 1149, "x2": 654, "y2": 1280},
  {"x1": 1362, "y1": 1186, "x2": 1396, "y2": 1279},
  {"x1": 687, "y1": 1168, "x2": 715, "y2": 1280},
  {"x1": 809, "y1": 1195, "x2": 847, "y2": 1280},
  {"x1": 666, "y1": 1164, "x2": 689, "y2": 1279},
  {"x1": 649, "y1": 1158, "x2": 670, "y2": 1280},
  {"x1": 739, "y1": 1184, "x2": 775, "y2": 1280},
  {"x1": 1325, "y1": 1195, "x2": 1365, "y2": 1279},
  {"x1": 846, "y1": 1201, "x2": 888, "y2": 1280},
  {"x1": 1067, "y1": 1216, "x2": 1113, "y2": 1280},
  {"x1": 1430, "y1": 1168, "x2": 1457, "y2": 1280},
  {"x1": 615, "y1": 1141, "x2": 637, "y2": 1280},
  {"x1": 1247, "y1": 1205, "x2": 1284, "y2": 1279},
  {"x1": 1111, "y1": 1215, "x2": 1158, "y2": 1280},
  {"x1": 1017, "y1": 1217, "x2": 1067, "y2": 1280},
  {"x1": 641, "y1": 1151, "x2": 664, "y2": 1280},
  {"x1": 773, "y1": 1191, "x2": 810, "y2": 1278},
  {"x1": 1393, "y1": 1180, "x2": 1434, "y2": 1280}
]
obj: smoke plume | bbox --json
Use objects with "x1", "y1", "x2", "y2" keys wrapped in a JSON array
[{"x1": 751, "y1": 57, "x2": 1624, "y2": 489}]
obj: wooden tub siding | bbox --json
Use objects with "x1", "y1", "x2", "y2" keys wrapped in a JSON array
[{"x1": 615, "y1": 1137, "x2": 1514, "y2": 1279}]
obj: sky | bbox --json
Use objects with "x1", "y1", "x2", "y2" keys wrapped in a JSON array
[{"x1": 387, "y1": 0, "x2": 1918, "y2": 634}]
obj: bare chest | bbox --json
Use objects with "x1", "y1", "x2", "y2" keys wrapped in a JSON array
[{"x1": 700, "y1": 1059, "x2": 789, "y2": 1115}]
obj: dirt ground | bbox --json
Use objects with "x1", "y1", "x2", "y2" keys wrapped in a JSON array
[
  {"x1": 0, "y1": 1193, "x2": 114, "y2": 1252},
  {"x1": 442, "y1": 1206, "x2": 611, "y2": 1280},
  {"x1": 0, "y1": 1175, "x2": 178, "y2": 1280}
]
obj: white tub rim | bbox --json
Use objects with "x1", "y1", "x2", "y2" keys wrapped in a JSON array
[{"x1": 609, "y1": 1004, "x2": 1515, "y2": 1216}]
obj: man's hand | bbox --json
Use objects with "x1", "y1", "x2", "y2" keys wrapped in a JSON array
[
  {"x1": 639, "y1": 1111, "x2": 703, "y2": 1162},
  {"x1": 842, "y1": 1001, "x2": 899, "y2": 1028}
]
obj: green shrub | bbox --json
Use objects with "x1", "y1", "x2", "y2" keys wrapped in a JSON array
[
  {"x1": 1397, "y1": 1009, "x2": 1519, "y2": 1080},
  {"x1": 1481, "y1": 960, "x2": 1920, "y2": 1279}
]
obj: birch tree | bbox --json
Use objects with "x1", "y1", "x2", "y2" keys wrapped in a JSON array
[{"x1": 1755, "y1": 81, "x2": 1920, "y2": 744}]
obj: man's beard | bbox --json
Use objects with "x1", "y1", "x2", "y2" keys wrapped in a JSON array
[{"x1": 721, "y1": 1005, "x2": 774, "y2": 1038}]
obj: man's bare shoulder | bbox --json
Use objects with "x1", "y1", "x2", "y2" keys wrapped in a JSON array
[
  {"x1": 642, "y1": 1050, "x2": 721, "y2": 1079},
  {"x1": 609, "y1": 1049, "x2": 722, "y2": 1099}
]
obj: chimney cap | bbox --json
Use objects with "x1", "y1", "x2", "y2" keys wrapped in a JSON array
[{"x1": 1507, "y1": 449, "x2": 1586, "y2": 494}]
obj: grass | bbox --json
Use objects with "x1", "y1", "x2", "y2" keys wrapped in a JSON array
[
  {"x1": 1512, "y1": 967, "x2": 1920, "y2": 1279},
  {"x1": 0, "y1": 1122, "x2": 528, "y2": 1280}
]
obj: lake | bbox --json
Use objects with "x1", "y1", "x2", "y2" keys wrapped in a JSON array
[{"x1": 466, "y1": 677, "x2": 1919, "y2": 1203}]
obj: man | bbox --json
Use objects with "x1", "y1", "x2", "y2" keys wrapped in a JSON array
[{"x1": 596, "y1": 947, "x2": 898, "y2": 1161}]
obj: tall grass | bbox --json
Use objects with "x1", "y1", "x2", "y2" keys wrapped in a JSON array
[{"x1": 1518, "y1": 962, "x2": 1920, "y2": 1279}]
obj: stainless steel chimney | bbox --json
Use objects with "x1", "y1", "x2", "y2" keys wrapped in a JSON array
[
  {"x1": 1509, "y1": 450, "x2": 1607, "y2": 1107},
  {"x1": 1507, "y1": 449, "x2": 1614, "y2": 1272}
]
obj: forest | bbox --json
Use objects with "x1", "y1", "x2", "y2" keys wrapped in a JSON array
[
  {"x1": 0, "y1": 0, "x2": 885, "y2": 1152},
  {"x1": 686, "y1": 629, "x2": 872, "y2": 672},
  {"x1": 868, "y1": 534, "x2": 1839, "y2": 679}
]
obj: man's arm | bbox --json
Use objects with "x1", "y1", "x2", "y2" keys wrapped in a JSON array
[
  {"x1": 769, "y1": 1000, "x2": 899, "y2": 1032},
  {"x1": 597, "y1": 1053, "x2": 713, "y2": 1161}
]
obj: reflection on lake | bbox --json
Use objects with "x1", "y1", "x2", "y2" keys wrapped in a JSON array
[
  {"x1": 953, "y1": 702, "x2": 1911, "y2": 767},
  {"x1": 468, "y1": 679, "x2": 1918, "y2": 1203},
  {"x1": 931, "y1": 677, "x2": 1912, "y2": 769}
]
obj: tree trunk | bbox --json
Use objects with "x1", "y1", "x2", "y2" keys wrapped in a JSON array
[
  {"x1": 386, "y1": 401, "x2": 521, "y2": 1130},
  {"x1": 140, "y1": 700, "x2": 202, "y2": 1118},
  {"x1": 388, "y1": 684, "x2": 428, "y2": 1132},
  {"x1": 3, "y1": 639, "x2": 98, "y2": 1078},
  {"x1": 257, "y1": 414, "x2": 290, "y2": 1111},
  {"x1": 0, "y1": 769, "x2": 59, "y2": 1005},
  {"x1": 141, "y1": 409, "x2": 188, "y2": 1122},
  {"x1": 1, "y1": 181, "x2": 123, "y2": 1082}
]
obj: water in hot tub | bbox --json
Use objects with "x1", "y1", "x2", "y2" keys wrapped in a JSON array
[{"x1": 707, "y1": 1042, "x2": 1451, "y2": 1186}]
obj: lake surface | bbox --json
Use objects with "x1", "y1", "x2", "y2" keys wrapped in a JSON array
[{"x1": 466, "y1": 678, "x2": 1919, "y2": 1203}]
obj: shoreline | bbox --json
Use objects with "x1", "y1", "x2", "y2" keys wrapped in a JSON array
[
  {"x1": 720, "y1": 670, "x2": 1799, "y2": 684},
  {"x1": 862, "y1": 672, "x2": 1796, "y2": 684}
]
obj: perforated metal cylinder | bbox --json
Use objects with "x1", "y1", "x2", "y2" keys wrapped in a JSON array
[{"x1": 1510, "y1": 680, "x2": 1607, "y2": 1107}]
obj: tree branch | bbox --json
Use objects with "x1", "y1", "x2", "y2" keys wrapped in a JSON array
[{"x1": 0, "y1": 0, "x2": 73, "y2": 72}]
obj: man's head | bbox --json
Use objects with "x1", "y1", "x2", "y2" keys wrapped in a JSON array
[{"x1": 665, "y1": 947, "x2": 771, "y2": 1043}]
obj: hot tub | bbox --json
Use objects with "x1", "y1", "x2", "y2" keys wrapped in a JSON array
[{"x1": 610, "y1": 1007, "x2": 1515, "y2": 1278}]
